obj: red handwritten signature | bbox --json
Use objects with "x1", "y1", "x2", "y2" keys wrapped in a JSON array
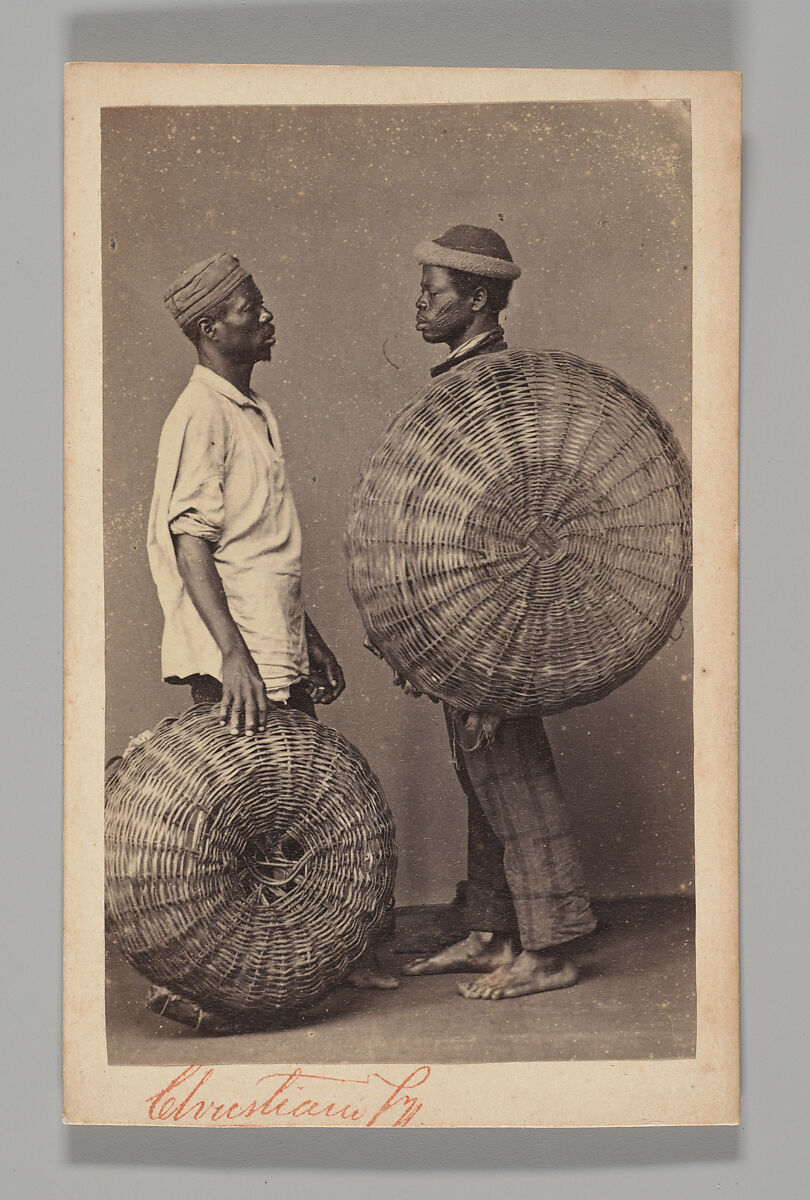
[{"x1": 146, "y1": 1064, "x2": 431, "y2": 1128}]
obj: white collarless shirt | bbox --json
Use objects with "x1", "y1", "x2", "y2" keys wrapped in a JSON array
[{"x1": 147, "y1": 364, "x2": 308, "y2": 700}]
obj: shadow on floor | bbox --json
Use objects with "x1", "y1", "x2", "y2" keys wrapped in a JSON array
[{"x1": 106, "y1": 895, "x2": 695, "y2": 1066}]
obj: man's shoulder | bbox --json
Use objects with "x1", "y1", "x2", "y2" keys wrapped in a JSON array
[{"x1": 163, "y1": 372, "x2": 230, "y2": 428}]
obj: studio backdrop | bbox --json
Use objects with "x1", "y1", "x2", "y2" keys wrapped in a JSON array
[{"x1": 102, "y1": 101, "x2": 693, "y2": 905}]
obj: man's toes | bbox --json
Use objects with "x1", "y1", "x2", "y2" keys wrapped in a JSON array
[
  {"x1": 458, "y1": 980, "x2": 487, "y2": 999},
  {"x1": 347, "y1": 967, "x2": 400, "y2": 990}
]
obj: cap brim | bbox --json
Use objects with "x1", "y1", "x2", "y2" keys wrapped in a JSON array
[{"x1": 413, "y1": 239, "x2": 521, "y2": 280}]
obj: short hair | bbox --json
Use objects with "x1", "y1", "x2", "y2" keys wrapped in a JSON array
[
  {"x1": 444, "y1": 267, "x2": 514, "y2": 316},
  {"x1": 182, "y1": 295, "x2": 233, "y2": 346}
]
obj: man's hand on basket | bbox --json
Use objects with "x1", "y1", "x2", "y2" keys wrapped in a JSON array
[
  {"x1": 362, "y1": 632, "x2": 384, "y2": 659},
  {"x1": 460, "y1": 711, "x2": 504, "y2": 750},
  {"x1": 392, "y1": 670, "x2": 423, "y2": 698},
  {"x1": 219, "y1": 645, "x2": 268, "y2": 737},
  {"x1": 363, "y1": 632, "x2": 439, "y2": 702}
]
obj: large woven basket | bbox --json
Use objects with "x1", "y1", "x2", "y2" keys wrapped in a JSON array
[
  {"x1": 105, "y1": 705, "x2": 396, "y2": 1026},
  {"x1": 346, "y1": 349, "x2": 692, "y2": 715}
]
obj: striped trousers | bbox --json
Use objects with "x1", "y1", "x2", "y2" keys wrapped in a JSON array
[{"x1": 446, "y1": 706, "x2": 596, "y2": 952}]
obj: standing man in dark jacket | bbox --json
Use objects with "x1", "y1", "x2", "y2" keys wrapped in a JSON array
[{"x1": 402, "y1": 226, "x2": 596, "y2": 1000}]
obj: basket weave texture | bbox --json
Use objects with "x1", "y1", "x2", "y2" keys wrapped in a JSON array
[
  {"x1": 346, "y1": 349, "x2": 692, "y2": 715},
  {"x1": 105, "y1": 705, "x2": 396, "y2": 1025}
]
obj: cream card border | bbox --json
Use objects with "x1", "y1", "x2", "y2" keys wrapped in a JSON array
[{"x1": 64, "y1": 64, "x2": 740, "y2": 1128}]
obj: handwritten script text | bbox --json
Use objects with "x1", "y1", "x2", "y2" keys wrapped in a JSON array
[{"x1": 146, "y1": 1064, "x2": 431, "y2": 1128}]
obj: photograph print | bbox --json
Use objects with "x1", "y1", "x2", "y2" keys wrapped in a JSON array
[{"x1": 64, "y1": 65, "x2": 739, "y2": 1128}]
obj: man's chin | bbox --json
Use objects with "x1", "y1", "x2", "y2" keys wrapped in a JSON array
[{"x1": 418, "y1": 328, "x2": 444, "y2": 344}]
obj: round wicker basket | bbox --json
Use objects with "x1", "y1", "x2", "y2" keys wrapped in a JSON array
[
  {"x1": 105, "y1": 705, "x2": 396, "y2": 1026},
  {"x1": 346, "y1": 348, "x2": 692, "y2": 716}
]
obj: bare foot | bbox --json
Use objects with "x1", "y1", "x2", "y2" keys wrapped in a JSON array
[
  {"x1": 145, "y1": 985, "x2": 239, "y2": 1035},
  {"x1": 403, "y1": 931, "x2": 516, "y2": 976},
  {"x1": 346, "y1": 948, "x2": 399, "y2": 990},
  {"x1": 458, "y1": 950, "x2": 578, "y2": 1000}
]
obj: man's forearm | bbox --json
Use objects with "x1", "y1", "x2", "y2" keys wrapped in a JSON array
[
  {"x1": 305, "y1": 612, "x2": 325, "y2": 647},
  {"x1": 173, "y1": 531, "x2": 268, "y2": 734},
  {"x1": 173, "y1": 532, "x2": 247, "y2": 657}
]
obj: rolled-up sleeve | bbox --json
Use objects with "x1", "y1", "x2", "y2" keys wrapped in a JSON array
[{"x1": 167, "y1": 401, "x2": 228, "y2": 543}]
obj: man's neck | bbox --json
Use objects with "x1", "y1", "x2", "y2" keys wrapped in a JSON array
[
  {"x1": 197, "y1": 350, "x2": 254, "y2": 398},
  {"x1": 430, "y1": 324, "x2": 506, "y2": 379},
  {"x1": 445, "y1": 314, "x2": 498, "y2": 353},
  {"x1": 445, "y1": 329, "x2": 498, "y2": 360}
]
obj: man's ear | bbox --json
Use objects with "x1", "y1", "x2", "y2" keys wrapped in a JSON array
[
  {"x1": 470, "y1": 286, "x2": 489, "y2": 313},
  {"x1": 197, "y1": 313, "x2": 217, "y2": 342}
]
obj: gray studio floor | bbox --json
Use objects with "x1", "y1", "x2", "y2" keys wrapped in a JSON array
[{"x1": 106, "y1": 896, "x2": 695, "y2": 1065}]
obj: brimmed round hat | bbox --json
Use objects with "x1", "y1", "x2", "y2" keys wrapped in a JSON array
[
  {"x1": 164, "y1": 252, "x2": 251, "y2": 330},
  {"x1": 414, "y1": 225, "x2": 521, "y2": 280}
]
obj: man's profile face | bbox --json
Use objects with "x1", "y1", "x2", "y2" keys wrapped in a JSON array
[
  {"x1": 415, "y1": 265, "x2": 476, "y2": 350},
  {"x1": 210, "y1": 278, "x2": 275, "y2": 364}
]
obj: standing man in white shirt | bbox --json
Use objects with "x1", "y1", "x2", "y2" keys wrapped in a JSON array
[
  {"x1": 146, "y1": 252, "x2": 396, "y2": 1022},
  {"x1": 148, "y1": 251, "x2": 344, "y2": 732}
]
